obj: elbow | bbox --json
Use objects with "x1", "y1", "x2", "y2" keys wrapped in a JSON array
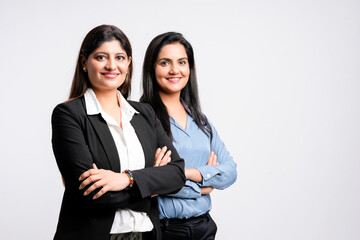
[
  {"x1": 168, "y1": 175, "x2": 186, "y2": 195},
  {"x1": 227, "y1": 161, "x2": 238, "y2": 186},
  {"x1": 175, "y1": 169, "x2": 187, "y2": 192},
  {"x1": 229, "y1": 170, "x2": 238, "y2": 186},
  {"x1": 228, "y1": 164, "x2": 238, "y2": 186},
  {"x1": 217, "y1": 167, "x2": 237, "y2": 190}
]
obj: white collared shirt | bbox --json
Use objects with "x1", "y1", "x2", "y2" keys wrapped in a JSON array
[{"x1": 84, "y1": 88, "x2": 153, "y2": 234}]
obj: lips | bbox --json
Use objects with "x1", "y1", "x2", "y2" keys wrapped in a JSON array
[
  {"x1": 166, "y1": 77, "x2": 181, "y2": 83},
  {"x1": 101, "y1": 72, "x2": 120, "y2": 79}
]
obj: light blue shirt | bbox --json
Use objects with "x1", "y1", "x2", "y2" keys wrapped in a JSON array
[{"x1": 158, "y1": 112, "x2": 237, "y2": 219}]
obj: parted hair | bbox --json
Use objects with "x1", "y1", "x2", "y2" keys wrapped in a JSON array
[
  {"x1": 69, "y1": 24, "x2": 133, "y2": 99},
  {"x1": 140, "y1": 32, "x2": 212, "y2": 141}
]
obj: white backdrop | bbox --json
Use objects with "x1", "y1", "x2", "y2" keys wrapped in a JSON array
[{"x1": 0, "y1": 0, "x2": 359, "y2": 239}]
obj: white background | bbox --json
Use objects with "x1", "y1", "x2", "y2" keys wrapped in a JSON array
[{"x1": 0, "y1": 0, "x2": 359, "y2": 239}]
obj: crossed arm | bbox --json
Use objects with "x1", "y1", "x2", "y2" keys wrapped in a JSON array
[
  {"x1": 164, "y1": 122, "x2": 238, "y2": 199},
  {"x1": 52, "y1": 102, "x2": 185, "y2": 209},
  {"x1": 79, "y1": 146, "x2": 173, "y2": 199}
]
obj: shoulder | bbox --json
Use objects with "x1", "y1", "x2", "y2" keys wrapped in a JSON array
[
  {"x1": 52, "y1": 97, "x2": 86, "y2": 120},
  {"x1": 198, "y1": 112, "x2": 215, "y2": 130},
  {"x1": 128, "y1": 100, "x2": 156, "y2": 119}
]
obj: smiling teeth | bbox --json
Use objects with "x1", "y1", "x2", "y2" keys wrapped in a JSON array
[{"x1": 102, "y1": 74, "x2": 119, "y2": 77}]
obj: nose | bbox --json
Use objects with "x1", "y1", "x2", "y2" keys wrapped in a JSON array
[
  {"x1": 169, "y1": 64, "x2": 179, "y2": 75},
  {"x1": 105, "y1": 58, "x2": 116, "y2": 70}
]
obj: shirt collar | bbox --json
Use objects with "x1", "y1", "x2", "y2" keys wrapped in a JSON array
[
  {"x1": 84, "y1": 88, "x2": 139, "y2": 122},
  {"x1": 169, "y1": 99, "x2": 191, "y2": 126}
]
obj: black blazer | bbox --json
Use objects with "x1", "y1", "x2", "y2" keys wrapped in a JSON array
[{"x1": 51, "y1": 97, "x2": 185, "y2": 240}]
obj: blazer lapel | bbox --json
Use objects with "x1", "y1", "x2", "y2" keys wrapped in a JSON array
[{"x1": 88, "y1": 114, "x2": 121, "y2": 172}]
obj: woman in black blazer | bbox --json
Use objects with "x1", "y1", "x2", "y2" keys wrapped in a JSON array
[{"x1": 51, "y1": 25, "x2": 185, "y2": 240}]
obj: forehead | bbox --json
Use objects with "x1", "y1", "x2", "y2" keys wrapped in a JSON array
[
  {"x1": 93, "y1": 40, "x2": 126, "y2": 54},
  {"x1": 158, "y1": 42, "x2": 187, "y2": 59}
]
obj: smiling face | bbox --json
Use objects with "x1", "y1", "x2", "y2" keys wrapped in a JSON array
[
  {"x1": 154, "y1": 42, "x2": 190, "y2": 96},
  {"x1": 82, "y1": 40, "x2": 131, "y2": 92}
]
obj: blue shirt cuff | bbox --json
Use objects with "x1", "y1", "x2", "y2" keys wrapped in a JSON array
[{"x1": 197, "y1": 165, "x2": 221, "y2": 183}]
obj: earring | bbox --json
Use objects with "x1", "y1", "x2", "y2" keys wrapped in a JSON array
[{"x1": 83, "y1": 67, "x2": 86, "y2": 72}]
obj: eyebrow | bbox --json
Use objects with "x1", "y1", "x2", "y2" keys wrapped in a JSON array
[
  {"x1": 158, "y1": 57, "x2": 188, "y2": 61},
  {"x1": 94, "y1": 51, "x2": 126, "y2": 55}
]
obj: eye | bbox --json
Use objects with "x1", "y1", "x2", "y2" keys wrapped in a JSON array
[
  {"x1": 95, "y1": 55, "x2": 106, "y2": 61},
  {"x1": 116, "y1": 55, "x2": 126, "y2": 61},
  {"x1": 179, "y1": 60, "x2": 188, "y2": 65},
  {"x1": 160, "y1": 61, "x2": 169, "y2": 66}
]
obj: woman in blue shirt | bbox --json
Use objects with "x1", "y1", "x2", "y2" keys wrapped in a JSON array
[{"x1": 141, "y1": 32, "x2": 237, "y2": 240}]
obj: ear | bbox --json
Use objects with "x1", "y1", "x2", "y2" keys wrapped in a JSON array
[
  {"x1": 127, "y1": 56, "x2": 132, "y2": 66},
  {"x1": 80, "y1": 55, "x2": 87, "y2": 68}
]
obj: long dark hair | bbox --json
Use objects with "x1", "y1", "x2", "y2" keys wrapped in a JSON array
[
  {"x1": 69, "y1": 24, "x2": 133, "y2": 99},
  {"x1": 140, "y1": 32, "x2": 212, "y2": 141}
]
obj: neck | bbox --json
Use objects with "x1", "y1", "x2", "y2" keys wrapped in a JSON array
[
  {"x1": 159, "y1": 91, "x2": 182, "y2": 109},
  {"x1": 92, "y1": 88, "x2": 120, "y2": 109}
]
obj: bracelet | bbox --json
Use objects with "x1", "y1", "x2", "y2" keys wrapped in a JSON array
[{"x1": 123, "y1": 169, "x2": 134, "y2": 188}]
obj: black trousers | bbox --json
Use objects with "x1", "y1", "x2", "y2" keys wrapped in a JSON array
[{"x1": 160, "y1": 213, "x2": 217, "y2": 240}]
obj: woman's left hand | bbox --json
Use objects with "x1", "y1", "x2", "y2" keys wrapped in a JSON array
[
  {"x1": 201, "y1": 186, "x2": 214, "y2": 195},
  {"x1": 154, "y1": 146, "x2": 172, "y2": 167},
  {"x1": 79, "y1": 164, "x2": 130, "y2": 199}
]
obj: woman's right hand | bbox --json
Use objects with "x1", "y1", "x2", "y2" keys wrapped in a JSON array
[
  {"x1": 185, "y1": 151, "x2": 219, "y2": 182},
  {"x1": 206, "y1": 151, "x2": 219, "y2": 166},
  {"x1": 154, "y1": 146, "x2": 172, "y2": 167},
  {"x1": 199, "y1": 152, "x2": 218, "y2": 194},
  {"x1": 79, "y1": 164, "x2": 131, "y2": 199}
]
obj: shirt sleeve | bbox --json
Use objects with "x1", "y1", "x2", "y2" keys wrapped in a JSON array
[
  {"x1": 165, "y1": 180, "x2": 202, "y2": 199},
  {"x1": 196, "y1": 121, "x2": 237, "y2": 189}
]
